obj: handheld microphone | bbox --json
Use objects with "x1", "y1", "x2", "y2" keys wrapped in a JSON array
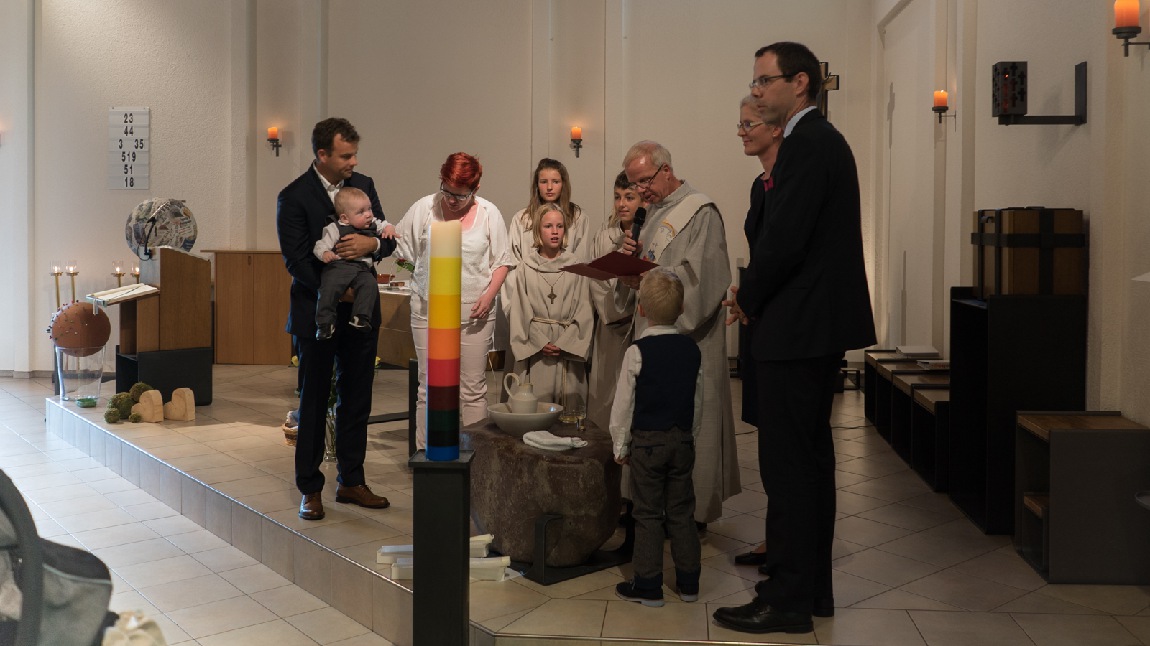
[{"x1": 630, "y1": 206, "x2": 647, "y2": 242}]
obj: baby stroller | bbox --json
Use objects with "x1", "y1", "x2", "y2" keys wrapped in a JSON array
[{"x1": 0, "y1": 468, "x2": 117, "y2": 646}]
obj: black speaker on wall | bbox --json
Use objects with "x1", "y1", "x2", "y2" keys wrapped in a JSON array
[{"x1": 992, "y1": 61, "x2": 1028, "y2": 117}]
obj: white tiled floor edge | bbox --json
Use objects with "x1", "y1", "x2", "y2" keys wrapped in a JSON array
[{"x1": 45, "y1": 398, "x2": 425, "y2": 646}]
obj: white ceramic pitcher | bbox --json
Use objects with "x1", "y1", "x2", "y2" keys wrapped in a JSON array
[{"x1": 503, "y1": 372, "x2": 539, "y2": 414}]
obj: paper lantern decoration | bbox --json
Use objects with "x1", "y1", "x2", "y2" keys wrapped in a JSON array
[
  {"x1": 48, "y1": 302, "x2": 111, "y2": 357},
  {"x1": 125, "y1": 198, "x2": 198, "y2": 260}
]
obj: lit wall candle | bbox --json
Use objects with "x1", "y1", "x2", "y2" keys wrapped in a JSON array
[
  {"x1": 933, "y1": 90, "x2": 949, "y2": 109},
  {"x1": 426, "y1": 220, "x2": 462, "y2": 461},
  {"x1": 1116, "y1": 0, "x2": 1140, "y2": 29}
]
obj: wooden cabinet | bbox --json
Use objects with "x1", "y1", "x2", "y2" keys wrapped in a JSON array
[
  {"x1": 1014, "y1": 412, "x2": 1150, "y2": 583},
  {"x1": 947, "y1": 287, "x2": 1087, "y2": 534},
  {"x1": 208, "y1": 250, "x2": 292, "y2": 365}
]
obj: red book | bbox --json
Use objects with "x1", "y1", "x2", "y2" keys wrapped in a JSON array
[{"x1": 561, "y1": 251, "x2": 659, "y2": 281}]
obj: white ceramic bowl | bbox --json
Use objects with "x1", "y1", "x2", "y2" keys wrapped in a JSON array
[{"x1": 487, "y1": 402, "x2": 563, "y2": 435}]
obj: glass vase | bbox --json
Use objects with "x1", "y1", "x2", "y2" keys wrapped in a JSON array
[{"x1": 55, "y1": 346, "x2": 106, "y2": 408}]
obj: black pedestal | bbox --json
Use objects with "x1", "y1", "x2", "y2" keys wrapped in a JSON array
[
  {"x1": 511, "y1": 502, "x2": 635, "y2": 586},
  {"x1": 115, "y1": 346, "x2": 213, "y2": 405},
  {"x1": 410, "y1": 450, "x2": 472, "y2": 646}
]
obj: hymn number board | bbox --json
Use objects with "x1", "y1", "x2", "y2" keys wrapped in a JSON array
[{"x1": 108, "y1": 107, "x2": 150, "y2": 190}]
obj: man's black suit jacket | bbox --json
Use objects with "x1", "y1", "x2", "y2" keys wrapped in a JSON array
[
  {"x1": 737, "y1": 110, "x2": 876, "y2": 360},
  {"x1": 276, "y1": 167, "x2": 396, "y2": 339}
]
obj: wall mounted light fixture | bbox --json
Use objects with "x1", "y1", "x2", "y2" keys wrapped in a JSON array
[
  {"x1": 992, "y1": 61, "x2": 1087, "y2": 126},
  {"x1": 1114, "y1": 0, "x2": 1150, "y2": 56},
  {"x1": 570, "y1": 126, "x2": 583, "y2": 158},
  {"x1": 932, "y1": 90, "x2": 957, "y2": 124},
  {"x1": 267, "y1": 126, "x2": 282, "y2": 157}
]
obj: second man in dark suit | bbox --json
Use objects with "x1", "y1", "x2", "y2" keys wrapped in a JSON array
[{"x1": 716, "y1": 42, "x2": 876, "y2": 635}]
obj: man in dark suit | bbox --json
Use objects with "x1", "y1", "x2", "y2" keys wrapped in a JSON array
[
  {"x1": 277, "y1": 117, "x2": 396, "y2": 520},
  {"x1": 715, "y1": 42, "x2": 876, "y2": 635}
]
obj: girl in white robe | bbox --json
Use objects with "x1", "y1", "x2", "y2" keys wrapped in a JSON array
[
  {"x1": 502, "y1": 204, "x2": 594, "y2": 411},
  {"x1": 508, "y1": 158, "x2": 590, "y2": 262}
]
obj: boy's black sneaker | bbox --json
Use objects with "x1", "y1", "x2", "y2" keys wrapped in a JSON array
[{"x1": 616, "y1": 580, "x2": 664, "y2": 607}]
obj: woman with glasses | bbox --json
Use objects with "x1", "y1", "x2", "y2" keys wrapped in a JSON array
[
  {"x1": 728, "y1": 95, "x2": 784, "y2": 568},
  {"x1": 394, "y1": 152, "x2": 513, "y2": 449}
]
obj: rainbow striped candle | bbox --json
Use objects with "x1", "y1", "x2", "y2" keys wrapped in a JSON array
[{"x1": 426, "y1": 219, "x2": 462, "y2": 461}]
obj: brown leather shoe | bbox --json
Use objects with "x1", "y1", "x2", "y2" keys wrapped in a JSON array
[
  {"x1": 335, "y1": 484, "x2": 390, "y2": 509},
  {"x1": 299, "y1": 492, "x2": 325, "y2": 520}
]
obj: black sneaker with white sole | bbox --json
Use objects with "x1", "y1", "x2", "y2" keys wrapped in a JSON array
[{"x1": 616, "y1": 580, "x2": 664, "y2": 607}]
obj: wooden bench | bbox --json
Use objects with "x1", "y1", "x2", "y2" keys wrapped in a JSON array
[
  {"x1": 891, "y1": 372, "x2": 949, "y2": 464},
  {"x1": 1014, "y1": 411, "x2": 1150, "y2": 583},
  {"x1": 863, "y1": 350, "x2": 901, "y2": 423},
  {"x1": 873, "y1": 361, "x2": 929, "y2": 442},
  {"x1": 911, "y1": 388, "x2": 951, "y2": 491}
]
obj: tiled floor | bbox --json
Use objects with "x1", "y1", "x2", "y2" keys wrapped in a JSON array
[
  {"x1": 0, "y1": 372, "x2": 393, "y2": 646},
  {"x1": 8, "y1": 364, "x2": 1150, "y2": 645}
]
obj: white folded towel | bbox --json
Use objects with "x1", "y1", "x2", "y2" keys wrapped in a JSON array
[{"x1": 523, "y1": 430, "x2": 588, "y2": 451}]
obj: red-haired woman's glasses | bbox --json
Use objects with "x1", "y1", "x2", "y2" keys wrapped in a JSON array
[{"x1": 439, "y1": 185, "x2": 474, "y2": 203}]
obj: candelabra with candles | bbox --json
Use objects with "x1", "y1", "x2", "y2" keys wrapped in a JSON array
[
  {"x1": 50, "y1": 262, "x2": 63, "y2": 309},
  {"x1": 112, "y1": 260, "x2": 125, "y2": 287},
  {"x1": 64, "y1": 261, "x2": 78, "y2": 303},
  {"x1": 131, "y1": 264, "x2": 140, "y2": 284}
]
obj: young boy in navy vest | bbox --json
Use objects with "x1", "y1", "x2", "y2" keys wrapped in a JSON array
[
  {"x1": 610, "y1": 267, "x2": 703, "y2": 607},
  {"x1": 312, "y1": 186, "x2": 396, "y2": 340}
]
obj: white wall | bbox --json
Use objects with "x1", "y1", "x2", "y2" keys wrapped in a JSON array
[
  {"x1": 0, "y1": 0, "x2": 34, "y2": 375},
  {"x1": 7, "y1": 0, "x2": 1148, "y2": 426},
  {"x1": 27, "y1": 0, "x2": 247, "y2": 372}
]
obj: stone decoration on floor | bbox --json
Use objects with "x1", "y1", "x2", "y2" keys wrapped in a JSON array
[
  {"x1": 162, "y1": 387, "x2": 195, "y2": 421},
  {"x1": 464, "y1": 419, "x2": 621, "y2": 567},
  {"x1": 131, "y1": 389, "x2": 164, "y2": 422}
]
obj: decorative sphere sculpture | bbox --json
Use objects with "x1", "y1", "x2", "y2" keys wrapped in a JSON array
[
  {"x1": 125, "y1": 198, "x2": 197, "y2": 260},
  {"x1": 48, "y1": 302, "x2": 111, "y2": 357}
]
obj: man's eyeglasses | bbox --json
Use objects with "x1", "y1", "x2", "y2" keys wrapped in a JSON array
[
  {"x1": 737, "y1": 120, "x2": 764, "y2": 133},
  {"x1": 748, "y1": 73, "x2": 795, "y2": 91},
  {"x1": 439, "y1": 185, "x2": 474, "y2": 203},
  {"x1": 633, "y1": 164, "x2": 665, "y2": 190}
]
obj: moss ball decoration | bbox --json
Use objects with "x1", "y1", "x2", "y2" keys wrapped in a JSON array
[
  {"x1": 104, "y1": 408, "x2": 121, "y2": 424},
  {"x1": 48, "y1": 302, "x2": 111, "y2": 357},
  {"x1": 108, "y1": 392, "x2": 134, "y2": 418},
  {"x1": 129, "y1": 382, "x2": 153, "y2": 403},
  {"x1": 128, "y1": 413, "x2": 142, "y2": 423}
]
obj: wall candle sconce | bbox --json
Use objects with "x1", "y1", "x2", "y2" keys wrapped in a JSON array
[
  {"x1": 1114, "y1": 0, "x2": 1150, "y2": 56},
  {"x1": 64, "y1": 261, "x2": 78, "y2": 303},
  {"x1": 112, "y1": 260, "x2": 125, "y2": 288},
  {"x1": 131, "y1": 265, "x2": 140, "y2": 284},
  {"x1": 570, "y1": 126, "x2": 583, "y2": 158},
  {"x1": 932, "y1": 90, "x2": 957, "y2": 124},
  {"x1": 267, "y1": 126, "x2": 282, "y2": 157},
  {"x1": 50, "y1": 262, "x2": 63, "y2": 309}
]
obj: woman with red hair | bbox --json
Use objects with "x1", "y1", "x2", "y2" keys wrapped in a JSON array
[{"x1": 394, "y1": 152, "x2": 513, "y2": 448}]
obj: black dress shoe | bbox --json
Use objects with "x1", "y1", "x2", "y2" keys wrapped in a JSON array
[
  {"x1": 712, "y1": 598, "x2": 813, "y2": 634},
  {"x1": 734, "y1": 550, "x2": 767, "y2": 566}
]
